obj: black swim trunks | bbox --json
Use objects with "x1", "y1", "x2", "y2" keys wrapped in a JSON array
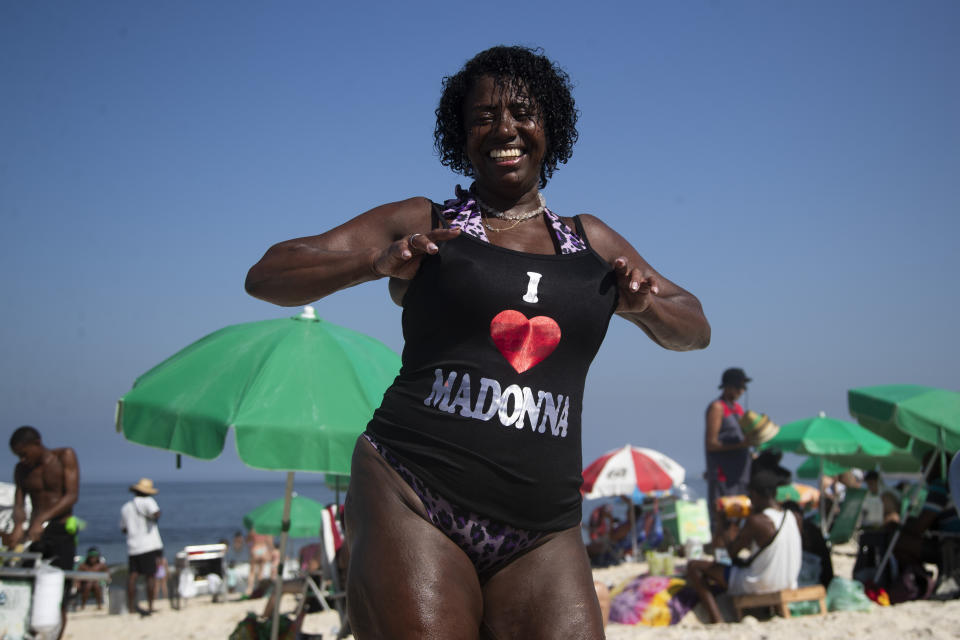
[{"x1": 32, "y1": 520, "x2": 76, "y2": 572}]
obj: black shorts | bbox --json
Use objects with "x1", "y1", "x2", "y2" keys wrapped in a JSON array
[
  {"x1": 32, "y1": 521, "x2": 77, "y2": 572},
  {"x1": 128, "y1": 549, "x2": 160, "y2": 576}
]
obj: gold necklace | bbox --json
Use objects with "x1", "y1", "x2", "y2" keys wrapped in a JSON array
[
  {"x1": 477, "y1": 192, "x2": 546, "y2": 232},
  {"x1": 482, "y1": 216, "x2": 529, "y2": 233}
]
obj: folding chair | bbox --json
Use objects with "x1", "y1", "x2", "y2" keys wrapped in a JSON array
[
  {"x1": 292, "y1": 504, "x2": 349, "y2": 639},
  {"x1": 827, "y1": 488, "x2": 868, "y2": 546},
  {"x1": 872, "y1": 483, "x2": 928, "y2": 584}
]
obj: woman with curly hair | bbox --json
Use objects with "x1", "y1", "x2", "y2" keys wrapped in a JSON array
[{"x1": 246, "y1": 45, "x2": 710, "y2": 639}]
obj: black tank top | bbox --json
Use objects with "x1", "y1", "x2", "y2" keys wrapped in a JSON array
[{"x1": 367, "y1": 208, "x2": 618, "y2": 530}]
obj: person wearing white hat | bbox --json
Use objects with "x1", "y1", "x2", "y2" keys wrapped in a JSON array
[{"x1": 120, "y1": 477, "x2": 163, "y2": 615}]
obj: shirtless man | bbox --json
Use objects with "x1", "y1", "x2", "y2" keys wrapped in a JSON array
[{"x1": 9, "y1": 425, "x2": 80, "y2": 639}]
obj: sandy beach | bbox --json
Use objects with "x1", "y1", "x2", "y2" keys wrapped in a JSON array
[{"x1": 59, "y1": 543, "x2": 960, "y2": 640}]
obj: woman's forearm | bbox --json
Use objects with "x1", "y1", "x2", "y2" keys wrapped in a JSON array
[
  {"x1": 620, "y1": 292, "x2": 711, "y2": 351},
  {"x1": 245, "y1": 241, "x2": 382, "y2": 307}
]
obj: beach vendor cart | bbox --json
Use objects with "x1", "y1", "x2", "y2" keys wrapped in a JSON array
[
  {"x1": 0, "y1": 550, "x2": 110, "y2": 640},
  {"x1": 171, "y1": 543, "x2": 228, "y2": 607}
]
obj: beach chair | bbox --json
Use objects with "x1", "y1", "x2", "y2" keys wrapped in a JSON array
[
  {"x1": 871, "y1": 483, "x2": 928, "y2": 584},
  {"x1": 291, "y1": 504, "x2": 349, "y2": 639},
  {"x1": 827, "y1": 488, "x2": 868, "y2": 546}
]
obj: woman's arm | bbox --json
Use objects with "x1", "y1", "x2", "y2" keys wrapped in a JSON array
[
  {"x1": 245, "y1": 197, "x2": 459, "y2": 307},
  {"x1": 579, "y1": 215, "x2": 710, "y2": 351}
]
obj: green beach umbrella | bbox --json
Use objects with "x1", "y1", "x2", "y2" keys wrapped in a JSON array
[
  {"x1": 762, "y1": 413, "x2": 898, "y2": 458},
  {"x1": 817, "y1": 447, "x2": 921, "y2": 474},
  {"x1": 796, "y1": 457, "x2": 850, "y2": 480},
  {"x1": 848, "y1": 385, "x2": 960, "y2": 585},
  {"x1": 243, "y1": 494, "x2": 327, "y2": 538},
  {"x1": 116, "y1": 306, "x2": 400, "y2": 640},
  {"x1": 116, "y1": 306, "x2": 400, "y2": 474},
  {"x1": 848, "y1": 385, "x2": 960, "y2": 453},
  {"x1": 762, "y1": 413, "x2": 901, "y2": 534}
]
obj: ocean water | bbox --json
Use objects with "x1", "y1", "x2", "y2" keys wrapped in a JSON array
[
  {"x1": 74, "y1": 476, "x2": 710, "y2": 567},
  {"x1": 74, "y1": 480, "x2": 341, "y2": 567}
]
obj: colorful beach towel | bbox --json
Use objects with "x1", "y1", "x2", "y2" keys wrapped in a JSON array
[{"x1": 609, "y1": 575, "x2": 695, "y2": 626}]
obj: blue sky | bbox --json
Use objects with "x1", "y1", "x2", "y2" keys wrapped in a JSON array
[{"x1": 2, "y1": 2, "x2": 958, "y2": 485}]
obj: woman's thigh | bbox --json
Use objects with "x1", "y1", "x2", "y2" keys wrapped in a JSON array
[
  {"x1": 345, "y1": 436, "x2": 484, "y2": 640},
  {"x1": 480, "y1": 526, "x2": 604, "y2": 640}
]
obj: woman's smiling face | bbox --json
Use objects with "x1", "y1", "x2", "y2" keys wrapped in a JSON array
[{"x1": 463, "y1": 75, "x2": 546, "y2": 199}]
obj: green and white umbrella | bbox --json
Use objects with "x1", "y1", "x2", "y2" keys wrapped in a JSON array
[{"x1": 116, "y1": 306, "x2": 400, "y2": 639}]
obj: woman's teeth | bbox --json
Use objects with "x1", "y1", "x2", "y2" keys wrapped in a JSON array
[{"x1": 490, "y1": 148, "x2": 522, "y2": 158}]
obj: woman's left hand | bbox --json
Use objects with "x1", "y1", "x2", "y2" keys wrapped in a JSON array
[
  {"x1": 578, "y1": 214, "x2": 709, "y2": 351},
  {"x1": 612, "y1": 256, "x2": 659, "y2": 313}
]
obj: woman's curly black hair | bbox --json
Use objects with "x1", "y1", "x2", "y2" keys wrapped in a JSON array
[{"x1": 434, "y1": 45, "x2": 579, "y2": 189}]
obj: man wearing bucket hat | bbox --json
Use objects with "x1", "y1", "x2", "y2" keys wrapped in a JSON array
[
  {"x1": 705, "y1": 368, "x2": 754, "y2": 534},
  {"x1": 120, "y1": 477, "x2": 164, "y2": 616}
]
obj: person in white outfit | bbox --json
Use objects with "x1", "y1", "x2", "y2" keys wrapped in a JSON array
[
  {"x1": 120, "y1": 478, "x2": 164, "y2": 615},
  {"x1": 686, "y1": 470, "x2": 802, "y2": 623}
]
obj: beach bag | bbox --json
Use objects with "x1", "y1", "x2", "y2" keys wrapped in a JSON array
[
  {"x1": 887, "y1": 562, "x2": 934, "y2": 604},
  {"x1": 826, "y1": 577, "x2": 873, "y2": 612}
]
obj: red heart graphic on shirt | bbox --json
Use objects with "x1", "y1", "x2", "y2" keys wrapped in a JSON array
[{"x1": 490, "y1": 310, "x2": 561, "y2": 374}]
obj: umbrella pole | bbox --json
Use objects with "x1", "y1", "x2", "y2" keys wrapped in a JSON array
[
  {"x1": 629, "y1": 501, "x2": 638, "y2": 560},
  {"x1": 818, "y1": 457, "x2": 827, "y2": 539},
  {"x1": 271, "y1": 472, "x2": 295, "y2": 640}
]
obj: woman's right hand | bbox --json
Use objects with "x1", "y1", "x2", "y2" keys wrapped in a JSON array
[
  {"x1": 372, "y1": 228, "x2": 461, "y2": 280},
  {"x1": 247, "y1": 197, "x2": 458, "y2": 306}
]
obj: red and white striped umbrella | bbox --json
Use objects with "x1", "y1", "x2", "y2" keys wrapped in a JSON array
[{"x1": 581, "y1": 444, "x2": 686, "y2": 499}]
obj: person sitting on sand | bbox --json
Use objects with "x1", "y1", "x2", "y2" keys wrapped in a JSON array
[
  {"x1": 585, "y1": 504, "x2": 622, "y2": 567},
  {"x1": 686, "y1": 470, "x2": 802, "y2": 623},
  {"x1": 76, "y1": 547, "x2": 109, "y2": 610}
]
